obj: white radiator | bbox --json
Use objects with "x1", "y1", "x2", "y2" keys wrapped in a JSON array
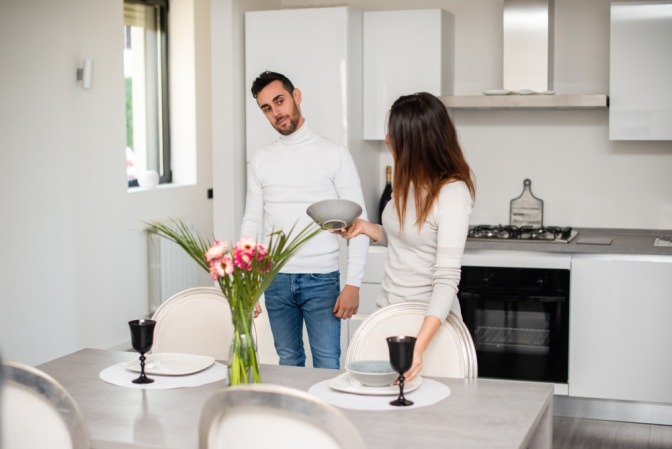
[{"x1": 147, "y1": 232, "x2": 212, "y2": 315}]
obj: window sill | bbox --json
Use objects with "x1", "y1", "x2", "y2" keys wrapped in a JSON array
[{"x1": 127, "y1": 182, "x2": 194, "y2": 193}]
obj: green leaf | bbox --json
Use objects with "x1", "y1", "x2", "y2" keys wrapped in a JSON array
[{"x1": 145, "y1": 219, "x2": 322, "y2": 307}]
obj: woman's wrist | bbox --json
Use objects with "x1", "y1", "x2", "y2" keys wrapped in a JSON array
[{"x1": 367, "y1": 222, "x2": 382, "y2": 243}]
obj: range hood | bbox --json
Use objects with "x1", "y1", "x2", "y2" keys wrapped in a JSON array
[{"x1": 441, "y1": 0, "x2": 608, "y2": 110}]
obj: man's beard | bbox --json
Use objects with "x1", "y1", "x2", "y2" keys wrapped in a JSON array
[{"x1": 274, "y1": 103, "x2": 301, "y2": 136}]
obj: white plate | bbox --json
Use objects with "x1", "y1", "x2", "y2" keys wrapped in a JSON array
[
  {"x1": 126, "y1": 353, "x2": 215, "y2": 376},
  {"x1": 482, "y1": 89, "x2": 511, "y2": 96},
  {"x1": 516, "y1": 89, "x2": 539, "y2": 95},
  {"x1": 329, "y1": 372, "x2": 422, "y2": 396}
]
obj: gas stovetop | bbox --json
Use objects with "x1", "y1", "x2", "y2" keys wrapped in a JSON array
[{"x1": 468, "y1": 225, "x2": 578, "y2": 243}]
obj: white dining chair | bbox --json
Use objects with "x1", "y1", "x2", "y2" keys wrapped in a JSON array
[
  {"x1": 199, "y1": 384, "x2": 367, "y2": 449},
  {"x1": 345, "y1": 302, "x2": 478, "y2": 379},
  {"x1": 151, "y1": 286, "x2": 234, "y2": 360},
  {"x1": 0, "y1": 360, "x2": 90, "y2": 449}
]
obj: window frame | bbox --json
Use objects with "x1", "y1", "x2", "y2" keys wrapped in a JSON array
[{"x1": 124, "y1": 0, "x2": 172, "y2": 188}]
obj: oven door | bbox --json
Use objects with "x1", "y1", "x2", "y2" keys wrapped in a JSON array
[{"x1": 458, "y1": 268, "x2": 569, "y2": 383}]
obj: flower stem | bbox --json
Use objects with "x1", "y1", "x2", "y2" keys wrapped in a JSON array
[{"x1": 228, "y1": 304, "x2": 261, "y2": 385}]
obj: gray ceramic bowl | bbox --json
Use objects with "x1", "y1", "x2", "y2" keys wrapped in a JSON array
[
  {"x1": 346, "y1": 360, "x2": 398, "y2": 387},
  {"x1": 306, "y1": 199, "x2": 362, "y2": 230}
]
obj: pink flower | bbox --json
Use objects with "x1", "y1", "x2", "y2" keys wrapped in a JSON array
[
  {"x1": 255, "y1": 244, "x2": 268, "y2": 260},
  {"x1": 205, "y1": 240, "x2": 228, "y2": 262},
  {"x1": 205, "y1": 237, "x2": 276, "y2": 280},
  {"x1": 209, "y1": 254, "x2": 234, "y2": 279},
  {"x1": 233, "y1": 237, "x2": 264, "y2": 271},
  {"x1": 234, "y1": 248, "x2": 254, "y2": 271},
  {"x1": 235, "y1": 237, "x2": 256, "y2": 252}
]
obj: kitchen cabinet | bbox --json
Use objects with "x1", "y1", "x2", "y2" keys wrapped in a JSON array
[
  {"x1": 347, "y1": 246, "x2": 386, "y2": 342},
  {"x1": 569, "y1": 255, "x2": 672, "y2": 404},
  {"x1": 363, "y1": 9, "x2": 454, "y2": 140},
  {"x1": 609, "y1": 2, "x2": 672, "y2": 140}
]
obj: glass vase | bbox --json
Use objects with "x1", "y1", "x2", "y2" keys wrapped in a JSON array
[{"x1": 227, "y1": 304, "x2": 261, "y2": 386}]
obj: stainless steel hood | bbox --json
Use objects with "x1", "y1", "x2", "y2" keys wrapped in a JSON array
[
  {"x1": 504, "y1": 0, "x2": 553, "y2": 93},
  {"x1": 442, "y1": 0, "x2": 608, "y2": 110}
]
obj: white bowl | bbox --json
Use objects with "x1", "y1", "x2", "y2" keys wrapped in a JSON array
[
  {"x1": 306, "y1": 199, "x2": 362, "y2": 230},
  {"x1": 346, "y1": 360, "x2": 397, "y2": 387}
]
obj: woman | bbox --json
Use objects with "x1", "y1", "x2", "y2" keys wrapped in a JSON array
[{"x1": 338, "y1": 92, "x2": 475, "y2": 381}]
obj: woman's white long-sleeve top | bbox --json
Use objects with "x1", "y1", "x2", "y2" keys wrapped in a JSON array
[{"x1": 376, "y1": 181, "x2": 472, "y2": 320}]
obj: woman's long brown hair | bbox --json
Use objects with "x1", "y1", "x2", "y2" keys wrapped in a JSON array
[{"x1": 386, "y1": 92, "x2": 475, "y2": 228}]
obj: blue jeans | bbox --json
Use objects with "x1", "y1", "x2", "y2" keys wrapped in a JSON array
[{"x1": 264, "y1": 271, "x2": 341, "y2": 369}]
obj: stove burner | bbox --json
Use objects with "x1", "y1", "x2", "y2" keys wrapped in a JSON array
[
  {"x1": 468, "y1": 225, "x2": 517, "y2": 239},
  {"x1": 469, "y1": 225, "x2": 574, "y2": 242}
]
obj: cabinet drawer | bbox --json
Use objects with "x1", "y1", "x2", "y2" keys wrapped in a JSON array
[
  {"x1": 359, "y1": 283, "x2": 382, "y2": 315},
  {"x1": 363, "y1": 247, "x2": 387, "y2": 283}
]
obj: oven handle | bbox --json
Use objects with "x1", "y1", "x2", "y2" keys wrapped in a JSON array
[{"x1": 459, "y1": 292, "x2": 566, "y2": 303}]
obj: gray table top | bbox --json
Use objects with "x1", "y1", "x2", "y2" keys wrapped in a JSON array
[{"x1": 38, "y1": 348, "x2": 553, "y2": 449}]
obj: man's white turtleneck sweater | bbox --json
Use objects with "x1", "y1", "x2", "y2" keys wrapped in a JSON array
[{"x1": 240, "y1": 124, "x2": 369, "y2": 287}]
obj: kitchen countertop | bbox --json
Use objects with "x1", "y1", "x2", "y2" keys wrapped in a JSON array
[{"x1": 465, "y1": 228, "x2": 672, "y2": 256}]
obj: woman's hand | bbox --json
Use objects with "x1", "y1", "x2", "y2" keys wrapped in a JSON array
[
  {"x1": 404, "y1": 350, "x2": 424, "y2": 382},
  {"x1": 403, "y1": 316, "x2": 442, "y2": 382},
  {"x1": 332, "y1": 218, "x2": 380, "y2": 242}
]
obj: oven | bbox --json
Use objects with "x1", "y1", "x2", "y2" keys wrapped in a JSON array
[{"x1": 458, "y1": 247, "x2": 572, "y2": 386}]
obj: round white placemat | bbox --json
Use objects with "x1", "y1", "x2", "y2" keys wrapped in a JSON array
[
  {"x1": 100, "y1": 362, "x2": 227, "y2": 389},
  {"x1": 308, "y1": 377, "x2": 450, "y2": 410}
]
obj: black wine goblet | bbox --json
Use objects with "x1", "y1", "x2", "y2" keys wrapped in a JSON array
[
  {"x1": 387, "y1": 335, "x2": 417, "y2": 406},
  {"x1": 129, "y1": 319, "x2": 156, "y2": 384}
]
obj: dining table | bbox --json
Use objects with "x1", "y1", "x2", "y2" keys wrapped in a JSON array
[{"x1": 37, "y1": 348, "x2": 553, "y2": 449}]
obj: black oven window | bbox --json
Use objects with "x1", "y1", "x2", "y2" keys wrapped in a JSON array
[{"x1": 458, "y1": 266, "x2": 569, "y2": 383}]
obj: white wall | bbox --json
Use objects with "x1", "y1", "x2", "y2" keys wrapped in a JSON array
[
  {"x1": 0, "y1": 0, "x2": 214, "y2": 365},
  {"x1": 211, "y1": 0, "x2": 282, "y2": 241}
]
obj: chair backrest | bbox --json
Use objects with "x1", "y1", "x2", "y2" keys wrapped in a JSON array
[
  {"x1": 199, "y1": 384, "x2": 367, "y2": 449},
  {"x1": 151, "y1": 287, "x2": 234, "y2": 360},
  {"x1": 345, "y1": 302, "x2": 478, "y2": 379},
  {"x1": 0, "y1": 360, "x2": 90, "y2": 449}
]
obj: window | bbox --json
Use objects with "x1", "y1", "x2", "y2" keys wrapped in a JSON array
[{"x1": 124, "y1": 0, "x2": 171, "y2": 187}]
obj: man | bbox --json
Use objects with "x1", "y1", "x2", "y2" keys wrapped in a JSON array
[{"x1": 241, "y1": 71, "x2": 369, "y2": 369}]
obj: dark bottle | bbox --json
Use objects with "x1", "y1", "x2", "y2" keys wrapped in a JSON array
[{"x1": 378, "y1": 165, "x2": 392, "y2": 224}]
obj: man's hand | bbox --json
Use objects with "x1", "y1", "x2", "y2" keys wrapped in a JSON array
[
  {"x1": 333, "y1": 284, "x2": 359, "y2": 319},
  {"x1": 253, "y1": 302, "x2": 262, "y2": 318}
]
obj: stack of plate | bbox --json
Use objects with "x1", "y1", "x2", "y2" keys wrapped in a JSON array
[{"x1": 126, "y1": 353, "x2": 215, "y2": 376}]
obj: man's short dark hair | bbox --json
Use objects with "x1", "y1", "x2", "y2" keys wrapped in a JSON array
[{"x1": 251, "y1": 71, "x2": 295, "y2": 98}]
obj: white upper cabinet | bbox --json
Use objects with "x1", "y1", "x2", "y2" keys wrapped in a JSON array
[
  {"x1": 363, "y1": 9, "x2": 454, "y2": 140},
  {"x1": 609, "y1": 2, "x2": 672, "y2": 140}
]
